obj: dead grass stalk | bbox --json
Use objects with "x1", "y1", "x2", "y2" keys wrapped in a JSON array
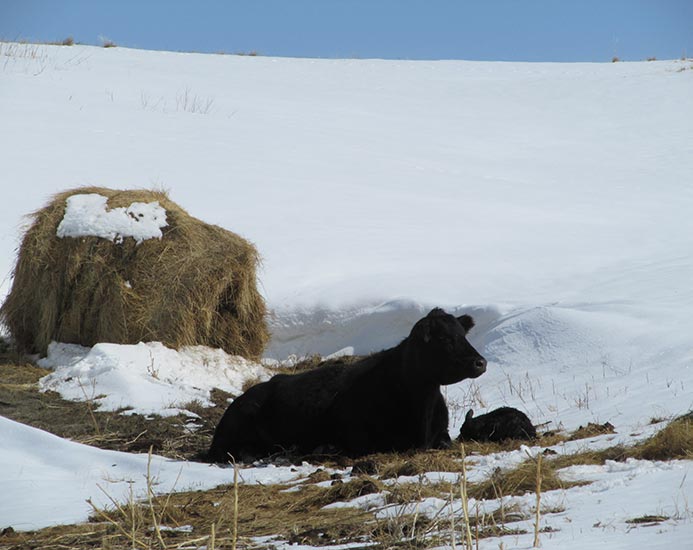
[
  {"x1": 460, "y1": 444, "x2": 474, "y2": 549},
  {"x1": 533, "y1": 453, "x2": 542, "y2": 548}
]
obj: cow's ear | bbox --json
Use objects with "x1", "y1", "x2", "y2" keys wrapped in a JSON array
[
  {"x1": 457, "y1": 314, "x2": 475, "y2": 332},
  {"x1": 465, "y1": 409, "x2": 474, "y2": 423}
]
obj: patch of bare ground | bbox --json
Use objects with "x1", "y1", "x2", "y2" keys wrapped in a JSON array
[
  {"x1": 630, "y1": 412, "x2": 692, "y2": 460},
  {"x1": 0, "y1": 469, "x2": 534, "y2": 550},
  {"x1": 0, "y1": 356, "x2": 232, "y2": 460},
  {"x1": 0, "y1": 480, "x2": 374, "y2": 549},
  {"x1": 567, "y1": 421, "x2": 616, "y2": 440}
]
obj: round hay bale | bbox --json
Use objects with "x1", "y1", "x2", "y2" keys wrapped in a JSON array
[{"x1": 0, "y1": 187, "x2": 269, "y2": 359}]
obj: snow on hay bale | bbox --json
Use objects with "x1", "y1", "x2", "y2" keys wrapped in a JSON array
[{"x1": 0, "y1": 187, "x2": 269, "y2": 359}]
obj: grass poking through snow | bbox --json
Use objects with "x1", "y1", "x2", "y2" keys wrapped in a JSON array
[{"x1": 1, "y1": 346, "x2": 692, "y2": 548}]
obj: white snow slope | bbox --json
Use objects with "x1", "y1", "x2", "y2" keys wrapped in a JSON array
[
  {"x1": 1, "y1": 43, "x2": 693, "y2": 546},
  {"x1": 0, "y1": 415, "x2": 318, "y2": 531}
]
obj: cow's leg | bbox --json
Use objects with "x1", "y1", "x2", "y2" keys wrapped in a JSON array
[
  {"x1": 207, "y1": 404, "x2": 245, "y2": 462},
  {"x1": 430, "y1": 393, "x2": 451, "y2": 449},
  {"x1": 207, "y1": 383, "x2": 273, "y2": 462}
]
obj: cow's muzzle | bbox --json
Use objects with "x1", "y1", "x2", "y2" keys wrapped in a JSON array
[{"x1": 470, "y1": 357, "x2": 487, "y2": 378}]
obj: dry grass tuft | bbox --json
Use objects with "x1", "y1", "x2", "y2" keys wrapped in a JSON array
[
  {"x1": 1, "y1": 186, "x2": 268, "y2": 359},
  {"x1": 468, "y1": 455, "x2": 587, "y2": 501},
  {"x1": 630, "y1": 413, "x2": 693, "y2": 461},
  {"x1": 376, "y1": 448, "x2": 466, "y2": 479},
  {"x1": 2, "y1": 481, "x2": 374, "y2": 549},
  {"x1": 552, "y1": 445, "x2": 629, "y2": 470},
  {"x1": 4, "y1": 407, "x2": 691, "y2": 549},
  {"x1": 549, "y1": 413, "x2": 692, "y2": 470},
  {"x1": 286, "y1": 354, "x2": 362, "y2": 375},
  {"x1": 626, "y1": 514, "x2": 669, "y2": 524},
  {"x1": 568, "y1": 421, "x2": 615, "y2": 441},
  {"x1": 0, "y1": 359, "x2": 232, "y2": 460},
  {"x1": 296, "y1": 475, "x2": 384, "y2": 509},
  {"x1": 461, "y1": 428, "x2": 567, "y2": 456},
  {"x1": 3, "y1": 330, "x2": 691, "y2": 550},
  {"x1": 305, "y1": 468, "x2": 334, "y2": 483}
]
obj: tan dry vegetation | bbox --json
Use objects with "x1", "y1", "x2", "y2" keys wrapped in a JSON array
[
  {"x1": 2, "y1": 405, "x2": 690, "y2": 549},
  {"x1": 339, "y1": 440, "x2": 555, "y2": 481},
  {"x1": 0, "y1": 470, "x2": 535, "y2": 550},
  {"x1": 551, "y1": 444, "x2": 630, "y2": 470},
  {"x1": 626, "y1": 514, "x2": 670, "y2": 525},
  {"x1": 1, "y1": 480, "x2": 375, "y2": 550},
  {"x1": 295, "y1": 475, "x2": 384, "y2": 509},
  {"x1": 0, "y1": 493, "x2": 541, "y2": 550},
  {"x1": 0, "y1": 359, "x2": 231, "y2": 460},
  {"x1": 375, "y1": 448, "x2": 467, "y2": 479},
  {"x1": 289, "y1": 354, "x2": 363, "y2": 374},
  {"x1": 567, "y1": 421, "x2": 616, "y2": 441},
  {"x1": 630, "y1": 413, "x2": 693, "y2": 461},
  {"x1": 468, "y1": 455, "x2": 588, "y2": 501},
  {"x1": 1, "y1": 187, "x2": 268, "y2": 360},
  {"x1": 551, "y1": 413, "x2": 693, "y2": 470},
  {"x1": 3, "y1": 334, "x2": 692, "y2": 549},
  {"x1": 461, "y1": 429, "x2": 568, "y2": 456}
]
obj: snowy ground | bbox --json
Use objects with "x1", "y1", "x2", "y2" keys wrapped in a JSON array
[
  {"x1": 0, "y1": 415, "x2": 320, "y2": 531},
  {"x1": 37, "y1": 341, "x2": 270, "y2": 417},
  {"x1": 1, "y1": 42, "x2": 692, "y2": 547}
]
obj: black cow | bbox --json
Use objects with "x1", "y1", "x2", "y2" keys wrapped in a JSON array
[
  {"x1": 457, "y1": 407, "x2": 536, "y2": 443},
  {"x1": 208, "y1": 308, "x2": 487, "y2": 462}
]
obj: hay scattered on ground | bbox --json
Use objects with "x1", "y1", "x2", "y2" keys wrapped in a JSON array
[
  {"x1": 468, "y1": 454, "x2": 591, "y2": 502},
  {"x1": 0, "y1": 359, "x2": 231, "y2": 460},
  {"x1": 3, "y1": 373, "x2": 691, "y2": 550},
  {"x1": 0, "y1": 482, "x2": 374, "y2": 550},
  {"x1": 552, "y1": 412, "x2": 693, "y2": 468},
  {"x1": 630, "y1": 413, "x2": 693, "y2": 461},
  {"x1": 296, "y1": 475, "x2": 384, "y2": 509},
  {"x1": 3, "y1": 337, "x2": 692, "y2": 549},
  {"x1": 1, "y1": 187, "x2": 268, "y2": 359},
  {"x1": 376, "y1": 448, "x2": 467, "y2": 479},
  {"x1": 567, "y1": 421, "x2": 616, "y2": 441}
]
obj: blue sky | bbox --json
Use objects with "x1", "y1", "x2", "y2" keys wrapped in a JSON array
[{"x1": 1, "y1": 0, "x2": 691, "y2": 62}]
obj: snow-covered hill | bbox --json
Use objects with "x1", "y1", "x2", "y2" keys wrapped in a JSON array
[
  {"x1": 3, "y1": 42, "x2": 691, "y2": 425},
  {"x1": 1, "y1": 43, "x2": 692, "y2": 546}
]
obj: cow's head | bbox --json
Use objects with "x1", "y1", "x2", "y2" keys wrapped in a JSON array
[
  {"x1": 457, "y1": 409, "x2": 478, "y2": 440},
  {"x1": 407, "y1": 308, "x2": 487, "y2": 385}
]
